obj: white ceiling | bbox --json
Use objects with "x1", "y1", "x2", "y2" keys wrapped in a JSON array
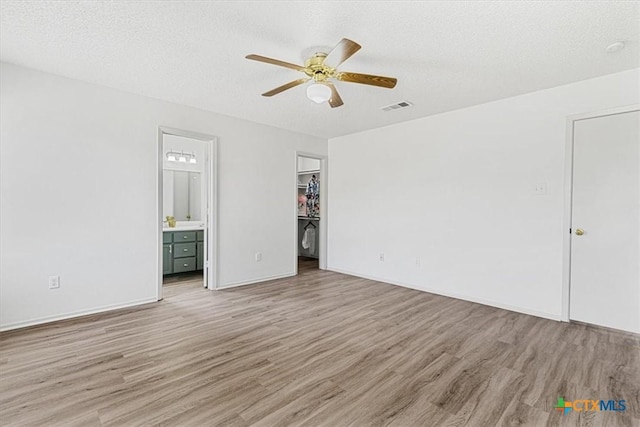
[{"x1": 1, "y1": 1, "x2": 638, "y2": 139}]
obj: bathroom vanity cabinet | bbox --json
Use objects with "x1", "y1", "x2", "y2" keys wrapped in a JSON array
[{"x1": 163, "y1": 230, "x2": 204, "y2": 275}]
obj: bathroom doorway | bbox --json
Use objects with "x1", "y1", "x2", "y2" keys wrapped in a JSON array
[
  {"x1": 295, "y1": 152, "x2": 327, "y2": 274},
  {"x1": 158, "y1": 127, "x2": 217, "y2": 300}
]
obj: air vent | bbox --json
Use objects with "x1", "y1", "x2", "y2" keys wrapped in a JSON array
[{"x1": 381, "y1": 101, "x2": 413, "y2": 112}]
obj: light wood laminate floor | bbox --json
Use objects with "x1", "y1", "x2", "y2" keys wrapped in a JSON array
[{"x1": 1, "y1": 266, "x2": 638, "y2": 426}]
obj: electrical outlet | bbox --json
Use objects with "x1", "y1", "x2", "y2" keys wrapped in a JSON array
[
  {"x1": 49, "y1": 275, "x2": 60, "y2": 289},
  {"x1": 379, "y1": 253, "x2": 385, "y2": 262},
  {"x1": 255, "y1": 252, "x2": 262, "y2": 262},
  {"x1": 415, "y1": 257, "x2": 421, "y2": 267},
  {"x1": 534, "y1": 182, "x2": 547, "y2": 195}
]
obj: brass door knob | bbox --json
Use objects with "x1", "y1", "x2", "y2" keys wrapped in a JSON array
[{"x1": 575, "y1": 228, "x2": 584, "y2": 236}]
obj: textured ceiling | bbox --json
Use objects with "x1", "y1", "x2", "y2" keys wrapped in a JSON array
[{"x1": 1, "y1": 1, "x2": 638, "y2": 138}]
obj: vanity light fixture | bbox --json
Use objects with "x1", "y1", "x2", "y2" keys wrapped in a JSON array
[{"x1": 166, "y1": 150, "x2": 197, "y2": 164}]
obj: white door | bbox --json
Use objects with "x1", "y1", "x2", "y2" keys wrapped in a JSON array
[
  {"x1": 202, "y1": 142, "x2": 215, "y2": 289},
  {"x1": 203, "y1": 138, "x2": 217, "y2": 290},
  {"x1": 203, "y1": 147, "x2": 210, "y2": 289},
  {"x1": 570, "y1": 109, "x2": 640, "y2": 333}
]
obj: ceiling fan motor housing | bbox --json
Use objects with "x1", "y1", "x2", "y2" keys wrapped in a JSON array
[{"x1": 304, "y1": 53, "x2": 335, "y2": 82}]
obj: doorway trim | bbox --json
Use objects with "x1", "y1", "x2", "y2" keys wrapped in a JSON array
[
  {"x1": 157, "y1": 126, "x2": 219, "y2": 300},
  {"x1": 294, "y1": 152, "x2": 328, "y2": 275},
  {"x1": 561, "y1": 104, "x2": 640, "y2": 322}
]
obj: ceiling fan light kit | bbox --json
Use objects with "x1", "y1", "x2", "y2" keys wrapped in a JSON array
[
  {"x1": 307, "y1": 83, "x2": 332, "y2": 103},
  {"x1": 246, "y1": 38, "x2": 397, "y2": 108}
]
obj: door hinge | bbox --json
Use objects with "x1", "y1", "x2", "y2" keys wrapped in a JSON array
[{"x1": 569, "y1": 228, "x2": 572, "y2": 234}]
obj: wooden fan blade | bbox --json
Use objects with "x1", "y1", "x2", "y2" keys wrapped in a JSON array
[
  {"x1": 323, "y1": 38, "x2": 361, "y2": 68},
  {"x1": 326, "y1": 82, "x2": 344, "y2": 108},
  {"x1": 246, "y1": 54, "x2": 305, "y2": 72},
  {"x1": 336, "y1": 71, "x2": 397, "y2": 89},
  {"x1": 261, "y1": 78, "x2": 310, "y2": 97}
]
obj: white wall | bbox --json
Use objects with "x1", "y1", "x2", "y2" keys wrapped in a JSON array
[
  {"x1": 298, "y1": 156, "x2": 320, "y2": 172},
  {"x1": 0, "y1": 62, "x2": 326, "y2": 330},
  {"x1": 328, "y1": 68, "x2": 640, "y2": 322}
]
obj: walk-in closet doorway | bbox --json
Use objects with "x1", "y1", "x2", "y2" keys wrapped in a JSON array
[{"x1": 294, "y1": 152, "x2": 327, "y2": 274}]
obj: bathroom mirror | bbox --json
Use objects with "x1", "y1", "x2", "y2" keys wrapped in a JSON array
[{"x1": 163, "y1": 170, "x2": 201, "y2": 221}]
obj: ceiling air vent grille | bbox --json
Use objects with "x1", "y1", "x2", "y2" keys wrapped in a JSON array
[{"x1": 381, "y1": 101, "x2": 413, "y2": 112}]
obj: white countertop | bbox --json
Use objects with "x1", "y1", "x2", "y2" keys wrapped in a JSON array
[{"x1": 163, "y1": 225, "x2": 205, "y2": 232}]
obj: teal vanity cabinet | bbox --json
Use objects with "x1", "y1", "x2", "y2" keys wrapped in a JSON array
[
  {"x1": 163, "y1": 232, "x2": 173, "y2": 275},
  {"x1": 172, "y1": 231, "x2": 197, "y2": 274},
  {"x1": 163, "y1": 230, "x2": 205, "y2": 275},
  {"x1": 196, "y1": 230, "x2": 205, "y2": 270}
]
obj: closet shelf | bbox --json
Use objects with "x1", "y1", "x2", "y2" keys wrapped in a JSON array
[
  {"x1": 298, "y1": 169, "x2": 320, "y2": 174},
  {"x1": 298, "y1": 216, "x2": 320, "y2": 220}
]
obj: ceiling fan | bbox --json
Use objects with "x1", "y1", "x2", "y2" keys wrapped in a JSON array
[{"x1": 246, "y1": 38, "x2": 397, "y2": 108}]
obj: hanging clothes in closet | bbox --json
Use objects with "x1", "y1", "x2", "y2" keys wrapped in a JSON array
[
  {"x1": 302, "y1": 221, "x2": 316, "y2": 255},
  {"x1": 305, "y1": 175, "x2": 319, "y2": 217}
]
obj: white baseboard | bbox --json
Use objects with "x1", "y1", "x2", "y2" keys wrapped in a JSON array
[
  {"x1": 217, "y1": 272, "x2": 296, "y2": 290},
  {"x1": 327, "y1": 267, "x2": 561, "y2": 322},
  {"x1": 0, "y1": 297, "x2": 159, "y2": 332}
]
